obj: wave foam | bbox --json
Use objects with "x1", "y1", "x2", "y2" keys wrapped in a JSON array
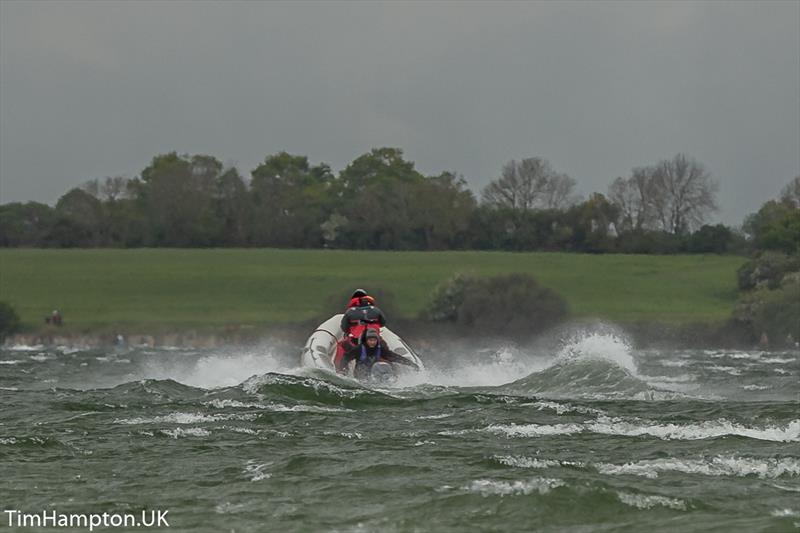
[
  {"x1": 464, "y1": 477, "x2": 565, "y2": 496},
  {"x1": 484, "y1": 417, "x2": 800, "y2": 442},
  {"x1": 160, "y1": 427, "x2": 210, "y2": 438},
  {"x1": 556, "y1": 332, "x2": 638, "y2": 375},
  {"x1": 114, "y1": 412, "x2": 256, "y2": 425},
  {"x1": 617, "y1": 492, "x2": 686, "y2": 511},
  {"x1": 596, "y1": 456, "x2": 800, "y2": 479}
]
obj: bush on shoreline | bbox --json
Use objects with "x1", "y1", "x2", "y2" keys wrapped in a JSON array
[
  {"x1": 0, "y1": 302, "x2": 21, "y2": 339},
  {"x1": 423, "y1": 273, "x2": 570, "y2": 339}
]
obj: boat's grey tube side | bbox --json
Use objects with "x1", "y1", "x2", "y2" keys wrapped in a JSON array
[{"x1": 300, "y1": 315, "x2": 342, "y2": 371}]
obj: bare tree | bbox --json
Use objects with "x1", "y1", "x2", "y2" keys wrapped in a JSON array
[
  {"x1": 607, "y1": 166, "x2": 657, "y2": 231},
  {"x1": 100, "y1": 176, "x2": 131, "y2": 201},
  {"x1": 482, "y1": 157, "x2": 577, "y2": 210},
  {"x1": 81, "y1": 176, "x2": 131, "y2": 201},
  {"x1": 650, "y1": 154, "x2": 718, "y2": 234}
]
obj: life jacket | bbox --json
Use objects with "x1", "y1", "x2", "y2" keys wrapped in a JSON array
[
  {"x1": 346, "y1": 297, "x2": 362, "y2": 309},
  {"x1": 348, "y1": 323, "x2": 380, "y2": 343},
  {"x1": 359, "y1": 342, "x2": 382, "y2": 364}
]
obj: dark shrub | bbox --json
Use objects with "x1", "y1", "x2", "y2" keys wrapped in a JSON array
[
  {"x1": 425, "y1": 273, "x2": 569, "y2": 338},
  {"x1": 733, "y1": 279, "x2": 800, "y2": 346},
  {"x1": 737, "y1": 252, "x2": 800, "y2": 291},
  {"x1": 0, "y1": 302, "x2": 20, "y2": 339}
]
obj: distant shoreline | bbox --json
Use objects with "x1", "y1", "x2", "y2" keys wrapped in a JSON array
[{"x1": 2, "y1": 317, "x2": 783, "y2": 351}]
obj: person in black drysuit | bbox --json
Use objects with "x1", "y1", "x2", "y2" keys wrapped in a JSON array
[
  {"x1": 336, "y1": 329, "x2": 418, "y2": 378},
  {"x1": 340, "y1": 296, "x2": 387, "y2": 335}
]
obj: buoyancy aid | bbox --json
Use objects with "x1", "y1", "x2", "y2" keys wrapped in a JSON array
[{"x1": 359, "y1": 342, "x2": 382, "y2": 364}]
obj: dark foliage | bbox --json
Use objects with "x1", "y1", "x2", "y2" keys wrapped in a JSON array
[
  {"x1": 425, "y1": 273, "x2": 570, "y2": 339},
  {"x1": 0, "y1": 302, "x2": 20, "y2": 339}
]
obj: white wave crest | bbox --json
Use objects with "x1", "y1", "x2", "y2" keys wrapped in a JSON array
[
  {"x1": 114, "y1": 412, "x2": 256, "y2": 425},
  {"x1": 556, "y1": 332, "x2": 638, "y2": 375},
  {"x1": 771, "y1": 509, "x2": 800, "y2": 517},
  {"x1": 142, "y1": 348, "x2": 288, "y2": 389},
  {"x1": 243, "y1": 461, "x2": 271, "y2": 482},
  {"x1": 160, "y1": 427, "x2": 210, "y2": 438},
  {"x1": 596, "y1": 456, "x2": 800, "y2": 479},
  {"x1": 483, "y1": 418, "x2": 800, "y2": 442},
  {"x1": 464, "y1": 477, "x2": 565, "y2": 496},
  {"x1": 493, "y1": 456, "x2": 579, "y2": 469},
  {"x1": 617, "y1": 492, "x2": 686, "y2": 511},
  {"x1": 487, "y1": 423, "x2": 583, "y2": 437}
]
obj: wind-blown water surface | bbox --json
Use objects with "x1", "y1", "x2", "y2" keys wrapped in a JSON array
[{"x1": 2, "y1": 334, "x2": 798, "y2": 532}]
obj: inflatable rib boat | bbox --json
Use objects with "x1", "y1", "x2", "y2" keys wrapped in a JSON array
[{"x1": 301, "y1": 314, "x2": 424, "y2": 381}]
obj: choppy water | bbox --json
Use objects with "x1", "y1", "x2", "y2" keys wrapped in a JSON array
[{"x1": 1, "y1": 333, "x2": 798, "y2": 532}]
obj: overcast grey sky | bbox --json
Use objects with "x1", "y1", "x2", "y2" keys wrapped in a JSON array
[{"x1": 1, "y1": 0, "x2": 798, "y2": 225}]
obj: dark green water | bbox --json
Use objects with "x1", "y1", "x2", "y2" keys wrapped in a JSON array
[{"x1": 1, "y1": 334, "x2": 798, "y2": 532}]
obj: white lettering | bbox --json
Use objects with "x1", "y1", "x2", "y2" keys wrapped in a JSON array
[
  {"x1": 21, "y1": 513, "x2": 41, "y2": 527},
  {"x1": 69, "y1": 513, "x2": 88, "y2": 528},
  {"x1": 141, "y1": 509, "x2": 155, "y2": 527},
  {"x1": 3, "y1": 509, "x2": 169, "y2": 529}
]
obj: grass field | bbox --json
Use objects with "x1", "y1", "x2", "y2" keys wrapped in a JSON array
[{"x1": 0, "y1": 249, "x2": 747, "y2": 330}]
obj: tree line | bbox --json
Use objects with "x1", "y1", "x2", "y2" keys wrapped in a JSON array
[{"x1": 1, "y1": 147, "x2": 797, "y2": 255}]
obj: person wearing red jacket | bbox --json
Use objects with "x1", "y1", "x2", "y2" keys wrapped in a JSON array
[
  {"x1": 333, "y1": 289, "x2": 387, "y2": 369},
  {"x1": 336, "y1": 329, "x2": 417, "y2": 378}
]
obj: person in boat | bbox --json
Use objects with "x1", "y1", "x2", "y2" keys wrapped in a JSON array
[
  {"x1": 345, "y1": 288, "x2": 369, "y2": 310},
  {"x1": 340, "y1": 295, "x2": 387, "y2": 334},
  {"x1": 335, "y1": 328, "x2": 418, "y2": 377},
  {"x1": 334, "y1": 290, "x2": 388, "y2": 368}
]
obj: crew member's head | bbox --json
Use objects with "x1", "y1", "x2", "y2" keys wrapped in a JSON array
[
  {"x1": 364, "y1": 328, "x2": 379, "y2": 348},
  {"x1": 351, "y1": 289, "x2": 368, "y2": 299},
  {"x1": 359, "y1": 295, "x2": 375, "y2": 307}
]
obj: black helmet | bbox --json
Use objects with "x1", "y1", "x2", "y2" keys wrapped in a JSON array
[
  {"x1": 351, "y1": 288, "x2": 368, "y2": 298},
  {"x1": 364, "y1": 329, "x2": 380, "y2": 340}
]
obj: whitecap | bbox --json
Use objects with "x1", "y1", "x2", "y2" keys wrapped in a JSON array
[
  {"x1": 8, "y1": 344, "x2": 44, "y2": 352},
  {"x1": 464, "y1": 477, "x2": 565, "y2": 496},
  {"x1": 482, "y1": 418, "x2": 800, "y2": 442},
  {"x1": 0, "y1": 360, "x2": 23, "y2": 365},
  {"x1": 322, "y1": 431, "x2": 362, "y2": 439},
  {"x1": 494, "y1": 456, "x2": 562, "y2": 469},
  {"x1": 114, "y1": 412, "x2": 256, "y2": 425},
  {"x1": 161, "y1": 427, "x2": 210, "y2": 438},
  {"x1": 617, "y1": 492, "x2": 686, "y2": 511},
  {"x1": 596, "y1": 456, "x2": 800, "y2": 479},
  {"x1": 741, "y1": 384, "x2": 771, "y2": 391},
  {"x1": 243, "y1": 461, "x2": 272, "y2": 482},
  {"x1": 486, "y1": 423, "x2": 583, "y2": 438},
  {"x1": 522, "y1": 400, "x2": 605, "y2": 416}
]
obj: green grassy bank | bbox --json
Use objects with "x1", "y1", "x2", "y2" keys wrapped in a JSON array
[{"x1": 0, "y1": 249, "x2": 746, "y2": 330}]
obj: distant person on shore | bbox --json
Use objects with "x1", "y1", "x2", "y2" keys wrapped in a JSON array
[{"x1": 45, "y1": 309, "x2": 62, "y2": 326}]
